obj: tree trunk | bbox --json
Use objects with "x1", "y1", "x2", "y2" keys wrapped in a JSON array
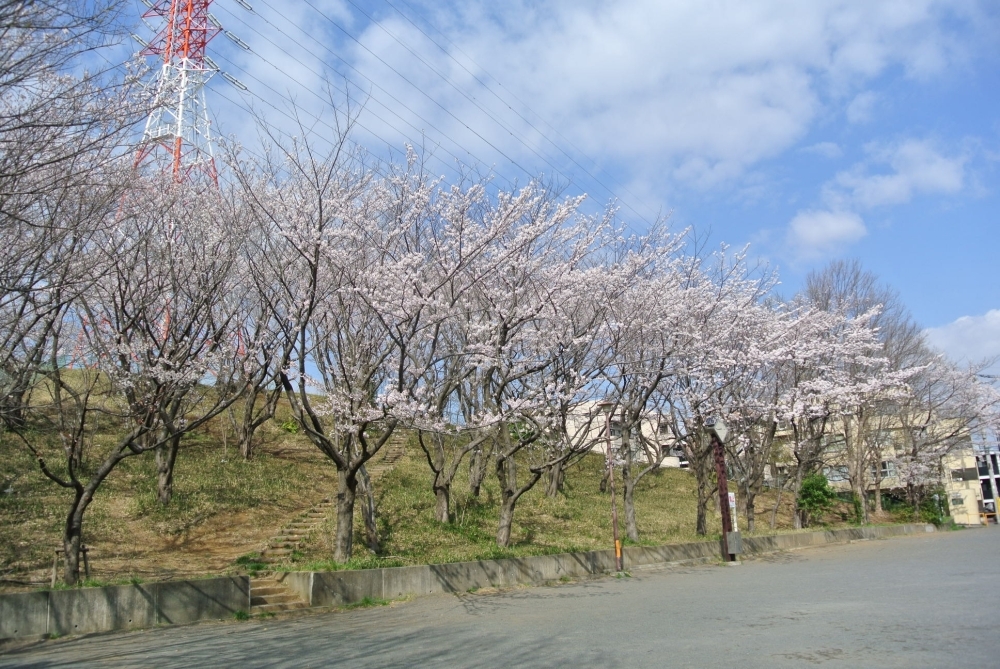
[
  {"x1": 434, "y1": 484, "x2": 450, "y2": 523},
  {"x1": 61, "y1": 490, "x2": 87, "y2": 586},
  {"x1": 469, "y1": 445, "x2": 487, "y2": 497},
  {"x1": 623, "y1": 475, "x2": 639, "y2": 542},
  {"x1": 418, "y1": 431, "x2": 452, "y2": 523},
  {"x1": 696, "y1": 475, "x2": 710, "y2": 536},
  {"x1": 496, "y1": 455, "x2": 517, "y2": 548},
  {"x1": 792, "y1": 465, "x2": 805, "y2": 530},
  {"x1": 496, "y1": 497, "x2": 516, "y2": 548},
  {"x1": 745, "y1": 490, "x2": 756, "y2": 533},
  {"x1": 357, "y1": 465, "x2": 379, "y2": 553},
  {"x1": 334, "y1": 469, "x2": 358, "y2": 562},
  {"x1": 769, "y1": 484, "x2": 782, "y2": 530},
  {"x1": 622, "y1": 444, "x2": 639, "y2": 541},
  {"x1": 545, "y1": 458, "x2": 565, "y2": 498},
  {"x1": 155, "y1": 435, "x2": 181, "y2": 505},
  {"x1": 873, "y1": 477, "x2": 883, "y2": 513},
  {"x1": 237, "y1": 394, "x2": 258, "y2": 461},
  {"x1": 852, "y1": 478, "x2": 869, "y2": 524}
]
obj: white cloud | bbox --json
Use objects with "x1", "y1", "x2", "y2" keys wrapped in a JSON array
[
  {"x1": 787, "y1": 209, "x2": 867, "y2": 257},
  {"x1": 785, "y1": 137, "x2": 965, "y2": 258},
  {"x1": 337, "y1": 0, "x2": 982, "y2": 190},
  {"x1": 925, "y1": 310, "x2": 1000, "y2": 365},
  {"x1": 846, "y1": 91, "x2": 878, "y2": 123},
  {"x1": 833, "y1": 139, "x2": 965, "y2": 208},
  {"x1": 802, "y1": 142, "x2": 843, "y2": 159}
]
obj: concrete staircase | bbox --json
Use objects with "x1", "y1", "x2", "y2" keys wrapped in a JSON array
[
  {"x1": 257, "y1": 434, "x2": 408, "y2": 566},
  {"x1": 250, "y1": 576, "x2": 309, "y2": 614}
]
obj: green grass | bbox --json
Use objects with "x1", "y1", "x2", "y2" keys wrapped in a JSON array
[
  {"x1": 0, "y1": 400, "x2": 340, "y2": 588},
  {"x1": 292, "y1": 446, "x2": 722, "y2": 569},
  {"x1": 3, "y1": 391, "x2": 912, "y2": 589},
  {"x1": 343, "y1": 596, "x2": 390, "y2": 610}
]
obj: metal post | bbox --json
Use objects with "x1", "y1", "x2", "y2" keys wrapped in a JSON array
[
  {"x1": 712, "y1": 433, "x2": 734, "y2": 561},
  {"x1": 606, "y1": 409, "x2": 623, "y2": 572}
]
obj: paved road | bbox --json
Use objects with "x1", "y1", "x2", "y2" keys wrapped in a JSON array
[{"x1": 2, "y1": 528, "x2": 998, "y2": 668}]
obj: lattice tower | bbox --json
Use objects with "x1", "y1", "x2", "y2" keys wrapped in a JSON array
[{"x1": 136, "y1": 0, "x2": 221, "y2": 183}]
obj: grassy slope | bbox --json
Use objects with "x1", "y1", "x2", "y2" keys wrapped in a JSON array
[
  {"x1": 297, "y1": 439, "x2": 822, "y2": 570},
  {"x1": 2, "y1": 410, "x2": 887, "y2": 589},
  {"x1": 0, "y1": 411, "x2": 339, "y2": 589}
]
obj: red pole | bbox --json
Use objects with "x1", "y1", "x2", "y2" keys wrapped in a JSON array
[{"x1": 713, "y1": 433, "x2": 733, "y2": 561}]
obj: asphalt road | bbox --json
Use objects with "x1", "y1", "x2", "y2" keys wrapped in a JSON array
[{"x1": 2, "y1": 528, "x2": 997, "y2": 668}]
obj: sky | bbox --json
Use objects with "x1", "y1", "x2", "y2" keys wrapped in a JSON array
[{"x1": 120, "y1": 0, "x2": 1000, "y2": 366}]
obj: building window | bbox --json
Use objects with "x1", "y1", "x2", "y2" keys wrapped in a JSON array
[
  {"x1": 823, "y1": 466, "x2": 849, "y2": 482},
  {"x1": 951, "y1": 495, "x2": 964, "y2": 506},
  {"x1": 951, "y1": 469, "x2": 965, "y2": 481},
  {"x1": 870, "y1": 461, "x2": 897, "y2": 480},
  {"x1": 822, "y1": 435, "x2": 846, "y2": 452},
  {"x1": 978, "y1": 456, "x2": 990, "y2": 477}
]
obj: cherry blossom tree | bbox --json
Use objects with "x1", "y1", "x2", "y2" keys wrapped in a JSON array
[{"x1": 9, "y1": 175, "x2": 260, "y2": 583}]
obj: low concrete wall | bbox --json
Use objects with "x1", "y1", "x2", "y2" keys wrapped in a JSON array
[
  {"x1": 299, "y1": 523, "x2": 933, "y2": 608},
  {"x1": 0, "y1": 524, "x2": 932, "y2": 641},
  {"x1": 0, "y1": 576, "x2": 249, "y2": 641}
]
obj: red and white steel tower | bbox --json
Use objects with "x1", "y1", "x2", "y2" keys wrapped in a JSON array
[{"x1": 136, "y1": 0, "x2": 221, "y2": 183}]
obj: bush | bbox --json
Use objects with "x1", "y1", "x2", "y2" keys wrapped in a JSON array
[{"x1": 798, "y1": 473, "x2": 837, "y2": 527}]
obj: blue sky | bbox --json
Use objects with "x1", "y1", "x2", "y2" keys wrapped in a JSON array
[{"x1": 122, "y1": 0, "x2": 1000, "y2": 364}]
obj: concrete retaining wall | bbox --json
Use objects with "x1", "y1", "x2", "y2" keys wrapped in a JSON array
[
  {"x1": 0, "y1": 576, "x2": 249, "y2": 641},
  {"x1": 299, "y1": 523, "x2": 933, "y2": 608},
  {"x1": 0, "y1": 524, "x2": 932, "y2": 641}
]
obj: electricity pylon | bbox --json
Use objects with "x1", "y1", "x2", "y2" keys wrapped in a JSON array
[{"x1": 135, "y1": 0, "x2": 221, "y2": 184}]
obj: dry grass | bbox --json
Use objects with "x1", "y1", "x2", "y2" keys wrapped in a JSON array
[
  {"x1": 0, "y1": 407, "x2": 339, "y2": 591},
  {"x1": 297, "y1": 444, "x2": 733, "y2": 569},
  {"x1": 2, "y1": 407, "x2": 898, "y2": 590}
]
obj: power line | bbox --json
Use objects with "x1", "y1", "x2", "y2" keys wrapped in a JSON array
[
  {"x1": 324, "y1": 0, "x2": 624, "y2": 204},
  {"x1": 253, "y1": 0, "x2": 539, "y2": 186},
  {"x1": 370, "y1": 0, "x2": 661, "y2": 225},
  {"x1": 210, "y1": 2, "x2": 494, "y2": 187}
]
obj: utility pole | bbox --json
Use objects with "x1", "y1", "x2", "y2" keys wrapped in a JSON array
[
  {"x1": 706, "y1": 417, "x2": 737, "y2": 562},
  {"x1": 599, "y1": 401, "x2": 623, "y2": 572}
]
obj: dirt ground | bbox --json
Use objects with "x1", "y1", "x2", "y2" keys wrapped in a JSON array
[{"x1": 0, "y1": 420, "x2": 341, "y2": 591}]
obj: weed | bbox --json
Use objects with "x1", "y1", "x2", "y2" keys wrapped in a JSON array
[
  {"x1": 255, "y1": 611, "x2": 276, "y2": 619},
  {"x1": 466, "y1": 586, "x2": 479, "y2": 593},
  {"x1": 233, "y1": 610, "x2": 250, "y2": 621},
  {"x1": 344, "y1": 596, "x2": 390, "y2": 610},
  {"x1": 234, "y1": 553, "x2": 268, "y2": 575}
]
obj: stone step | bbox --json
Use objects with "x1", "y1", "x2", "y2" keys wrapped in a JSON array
[
  {"x1": 250, "y1": 585, "x2": 288, "y2": 597},
  {"x1": 263, "y1": 547, "x2": 294, "y2": 556},
  {"x1": 251, "y1": 579, "x2": 282, "y2": 589},
  {"x1": 251, "y1": 601, "x2": 310, "y2": 613},
  {"x1": 251, "y1": 593, "x2": 302, "y2": 606}
]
